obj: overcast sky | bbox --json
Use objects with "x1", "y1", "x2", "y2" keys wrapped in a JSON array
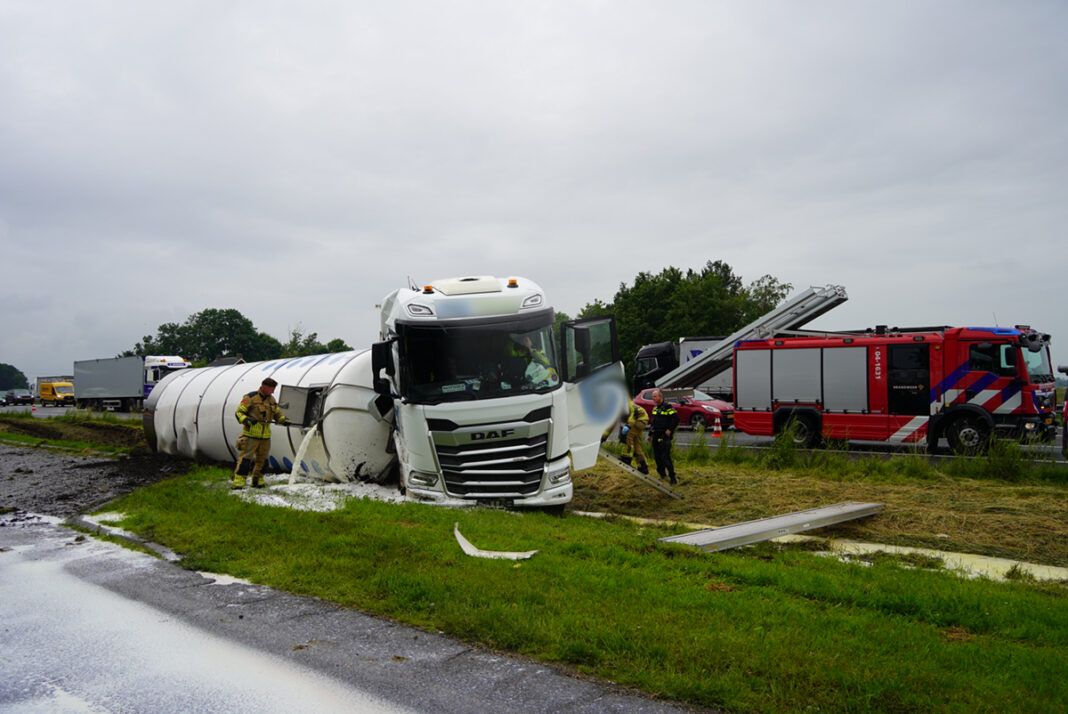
[{"x1": 2, "y1": 1, "x2": 1066, "y2": 379}]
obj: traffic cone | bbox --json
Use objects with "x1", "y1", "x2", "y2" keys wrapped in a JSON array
[{"x1": 711, "y1": 415, "x2": 723, "y2": 438}]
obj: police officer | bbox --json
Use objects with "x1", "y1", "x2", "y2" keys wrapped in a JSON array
[
  {"x1": 233, "y1": 377, "x2": 292, "y2": 489},
  {"x1": 649, "y1": 389, "x2": 679, "y2": 485},
  {"x1": 619, "y1": 398, "x2": 650, "y2": 474}
]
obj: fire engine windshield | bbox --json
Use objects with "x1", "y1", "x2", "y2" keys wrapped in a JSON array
[
  {"x1": 397, "y1": 317, "x2": 561, "y2": 403},
  {"x1": 1023, "y1": 347, "x2": 1054, "y2": 383}
]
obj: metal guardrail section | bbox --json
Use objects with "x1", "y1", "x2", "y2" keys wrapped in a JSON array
[
  {"x1": 658, "y1": 501, "x2": 884, "y2": 552},
  {"x1": 598, "y1": 447, "x2": 683, "y2": 499},
  {"x1": 655, "y1": 284, "x2": 848, "y2": 389}
]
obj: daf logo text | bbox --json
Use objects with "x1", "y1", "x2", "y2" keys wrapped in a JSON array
[{"x1": 470, "y1": 429, "x2": 516, "y2": 441}]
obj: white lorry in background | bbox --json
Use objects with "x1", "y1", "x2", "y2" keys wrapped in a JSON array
[
  {"x1": 75, "y1": 355, "x2": 190, "y2": 411},
  {"x1": 144, "y1": 276, "x2": 625, "y2": 511}
]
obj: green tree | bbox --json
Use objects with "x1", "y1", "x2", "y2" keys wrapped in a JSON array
[
  {"x1": 325, "y1": 338, "x2": 353, "y2": 353},
  {"x1": 131, "y1": 311, "x2": 352, "y2": 365},
  {"x1": 0, "y1": 363, "x2": 30, "y2": 390},
  {"x1": 133, "y1": 308, "x2": 282, "y2": 364},
  {"x1": 281, "y1": 326, "x2": 351, "y2": 357},
  {"x1": 578, "y1": 260, "x2": 792, "y2": 375}
]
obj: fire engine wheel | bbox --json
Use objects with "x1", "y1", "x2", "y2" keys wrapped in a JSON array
[
  {"x1": 690, "y1": 413, "x2": 707, "y2": 428},
  {"x1": 778, "y1": 414, "x2": 821, "y2": 448},
  {"x1": 946, "y1": 416, "x2": 990, "y2": 455}
]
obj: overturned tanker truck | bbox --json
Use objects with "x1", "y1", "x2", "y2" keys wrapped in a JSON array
[{"x1": 144, "y1": 276, "x2": 626, "y2": 509}]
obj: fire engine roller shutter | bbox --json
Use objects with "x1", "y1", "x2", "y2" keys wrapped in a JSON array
[
  {"x1": 823, "y1": 347, "x2": 868, "y2": 412},
  {"x1": 773, "y1": 348, "x2": 821, "y2": 403},
  {"x1": 735, "y1": 349, "x2": 771, "y2": 410}
]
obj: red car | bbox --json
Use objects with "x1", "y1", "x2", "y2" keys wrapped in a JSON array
[{"x1": 633, "y1": 389, "x2": 734, "y2": 429}]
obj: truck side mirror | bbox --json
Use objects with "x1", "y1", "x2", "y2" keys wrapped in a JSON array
[
  {"x1": 371, "y1": 340, "x2": 396, "y2": 410},
  {"x1": 371, "y1": 341, "x2": 395, "y2": 376}
]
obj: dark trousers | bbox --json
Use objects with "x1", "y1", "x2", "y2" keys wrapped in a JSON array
[{"x1": 651, "y1": 433, "x2": 675, "y2": 483}]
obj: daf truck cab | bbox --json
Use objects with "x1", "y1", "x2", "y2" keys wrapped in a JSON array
[{"x1": 373, "y1": 276, "x2": 625, "y2": 509}]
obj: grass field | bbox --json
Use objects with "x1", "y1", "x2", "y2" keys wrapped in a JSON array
[{"x1": 97, "y1": 446, "x2": 1066, "y2": 713}]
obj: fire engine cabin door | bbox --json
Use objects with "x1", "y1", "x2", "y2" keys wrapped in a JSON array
[
  {"x1": 560, "y1": 317, "x2": 626, "y2": 472},
  {"x1": 887, "y1": 344, "x2": 930, "y2": 416}
]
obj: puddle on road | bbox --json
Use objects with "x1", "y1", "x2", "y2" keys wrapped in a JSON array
[{"x1": 197, "y1": 571, "x2": 255, "y2": 586}]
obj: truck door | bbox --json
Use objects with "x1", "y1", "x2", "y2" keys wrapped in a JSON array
[
  {"x1": 886, "y1": 343, "x2": 931, "y2": 443},
  {"x1": 559, "y1": 317, "x2": 626, "y2": 471},
  {"x1": 888, "y1": 344, "x2": 930, "y2": 415}
]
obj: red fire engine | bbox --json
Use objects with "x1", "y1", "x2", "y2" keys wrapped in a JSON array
[{"x1": 732, "y1": 325, "x2": 1056, "y2": 454}]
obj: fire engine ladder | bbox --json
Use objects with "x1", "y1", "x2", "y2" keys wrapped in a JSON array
[
  {"x1": 658, "y1": 501, "x2": 884, "y2": 552},
  {"x1": 599, "y1": 447, "x2": 683, "y2": 499},
  {"x1": 655, "y1": 284, "x2": 849, "y2": 389}
]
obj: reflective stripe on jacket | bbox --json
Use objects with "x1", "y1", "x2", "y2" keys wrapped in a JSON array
[
  {"x1": 626, "y1": 400, "x2": 649, "y2": 429},
  {"x1": 235, "y1": 391, "x2": 285, "y2": 439},
  {"x1": 650, "y1": 404, "x2": 679, "y2": 435}
]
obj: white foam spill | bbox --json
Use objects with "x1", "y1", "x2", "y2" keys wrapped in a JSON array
[{"x1": 233, "y1": 474, "x2": 406, "y2": 512}]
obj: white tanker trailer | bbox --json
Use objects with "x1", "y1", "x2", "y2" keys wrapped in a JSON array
[{"x1": 144, "y1": 275, "x2": 625, "y2": 509}]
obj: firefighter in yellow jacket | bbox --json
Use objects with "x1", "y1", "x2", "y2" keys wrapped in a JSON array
[
  {"x1": 233, "y1": 377, "x2": 292, "y2": 488},
  {"x1": 619, "y1": 398, "x2": 650, "y2": 474}
]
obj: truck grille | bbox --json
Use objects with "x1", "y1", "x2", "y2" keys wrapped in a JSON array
[{"x1": 430, "y1": 411, "x2": 551, "y2": 498}]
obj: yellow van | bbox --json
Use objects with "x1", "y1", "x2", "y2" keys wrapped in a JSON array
[{"x1": 39, "y1": 381, "x2": 75, "y2": 407}]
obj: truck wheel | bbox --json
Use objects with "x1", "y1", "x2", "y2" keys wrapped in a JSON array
[
  {"x1": 946, "y1": 415, "x2": 989, "y2": 455},
  {"x1": 779, "y1": 414, "x2": 821, "y2": 448},
  {"x1": 690, "y1": 413, "x2": 707, "y2": 428}
]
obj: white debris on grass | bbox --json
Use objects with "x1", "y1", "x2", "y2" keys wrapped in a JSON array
[
  {"x1": 232, "y1": 474, "x2": 406, "y2": 512},
  {"x1": 453, "y1": 522, "x2": 538, "y2": 560}
]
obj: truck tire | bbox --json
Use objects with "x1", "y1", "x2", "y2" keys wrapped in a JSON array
[
  {"x1": 778, "y1": 413, "x2": 821, "y2": 448},
  {"x1": 946, "y1": 415, "x2": 989, "y2": 455}
]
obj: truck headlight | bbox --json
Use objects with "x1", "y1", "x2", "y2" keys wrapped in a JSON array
[
  {"x1": 546, "y1": 462, "x2": 571, "y2": 485},
  {"x1": 409, "y1": 470, "x2": 439, "y2": 487}
]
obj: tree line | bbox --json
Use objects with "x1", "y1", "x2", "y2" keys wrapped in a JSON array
[
  {"x1": 124, "y1": 308, "x2": 352, "y2": 365},
  {"x1": 571, "y1": 260, "x2": 792, "y2": 376}
]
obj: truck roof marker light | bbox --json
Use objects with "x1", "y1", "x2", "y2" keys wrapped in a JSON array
[
  {"x1": 913, "y1": 336, "x2": 924, "y2": 342},
  {"x1": 423, "y1": 285, "x2": 434, "y2": 294},
  {"x1": 521, "y1": 293, "x2": 543, "y2": 308},
  {"x1": 507, "y1": 279, "x2": 519, "y2": 288}
]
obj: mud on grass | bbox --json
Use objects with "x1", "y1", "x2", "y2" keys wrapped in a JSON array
[
  {"x1": 0, "y1": 416, "x2": 193, "y2": 518},
  {"x1": 0, "y1": 415, "x2": 149, "y2": 451}
]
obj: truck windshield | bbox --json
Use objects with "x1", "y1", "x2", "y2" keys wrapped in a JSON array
[
  {"x1": 56, "y1": 385, "x2": 74, "y2": 395},
  {"x1": 1023, "y1": 347, "x2": 1054, "y2": 383},
  {"x1": 399, "y1": 320, "x2": 561, "y2": 403}
]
